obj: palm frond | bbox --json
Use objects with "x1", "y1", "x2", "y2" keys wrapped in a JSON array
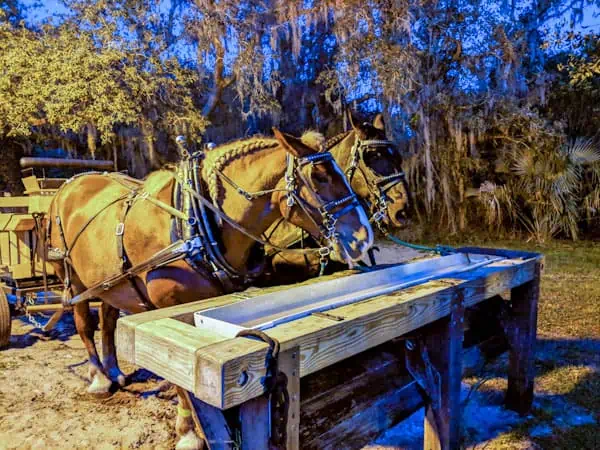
[
  {"x1": 562, "y1": 137, "x2": 600, "y2": 165},
  {"x1": 510, "y1": 148, "x2": 536, "y2": 176}
]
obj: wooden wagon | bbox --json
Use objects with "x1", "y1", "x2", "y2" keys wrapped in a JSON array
[
  {"x1": 117, "y1": 246, "x2": 542, "y2": 449},
  {"x1": 0, "y1": 157, "x2": 114, "y2": 348}
]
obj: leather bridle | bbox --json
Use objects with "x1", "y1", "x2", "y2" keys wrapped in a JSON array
[
  {"x1": 345, "y1": 137, "x2": 407, "y2": 229},
  {"x1": 283, "y1": 152, "x2": 361, "y2": 258}
]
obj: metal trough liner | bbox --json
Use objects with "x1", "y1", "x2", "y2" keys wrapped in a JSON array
[{"x1": 194, "y1": 251, "x2": 504, "y2": 337}]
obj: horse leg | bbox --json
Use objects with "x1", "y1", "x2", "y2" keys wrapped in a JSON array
[
  {"x1": 73, "y1": 301, "x2": 112, "y2": 396},
  {"x1": 175, "y1": 387, "x2": 205, "y2": 450},
  {"x1": 100, "y1": 302, "x2": 126, "y2": 387}
]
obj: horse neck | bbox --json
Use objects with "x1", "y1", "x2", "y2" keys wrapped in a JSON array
[{"x1": 203, "y1": 141, "x2": 287, "y2": 272}]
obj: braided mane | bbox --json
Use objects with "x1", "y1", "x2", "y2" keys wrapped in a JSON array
[
  {"x1": 325, "y1": 130, "x2": 352, "y2": 150},
  {"x1": 202, "y1": 136, "x2": 280, "y2": 203}
]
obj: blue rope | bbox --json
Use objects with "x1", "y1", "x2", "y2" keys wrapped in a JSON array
[
  {"x1": 318, "y1": 260, "x2": 328, "y2": 277},
  {"x1": 355, "y1": 261, "x2": 374, "y2": 272},
  {"x1": 385, "y1": 233, "x2": 456, "y2": 256}
]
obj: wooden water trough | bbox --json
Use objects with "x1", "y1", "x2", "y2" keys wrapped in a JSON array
[{"x1": 116, "y1": 246, "x2": 542, "y2": 449}]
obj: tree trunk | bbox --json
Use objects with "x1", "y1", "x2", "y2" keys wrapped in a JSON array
[{"x1": 87, "y1": 123, "x2": 97, "y2": 159}]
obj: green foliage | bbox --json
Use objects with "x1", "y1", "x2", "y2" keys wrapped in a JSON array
[
  {"x1": 0, "y1": 1, "x2": 206, "y2": 164},
  {"x1": 478, "y1": 138, "x2": 600, "y2": 242}
]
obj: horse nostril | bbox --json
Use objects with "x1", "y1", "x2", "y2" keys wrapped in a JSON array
[{"x1": 395, "y1": 210, "x2": 407, "y2": 225}]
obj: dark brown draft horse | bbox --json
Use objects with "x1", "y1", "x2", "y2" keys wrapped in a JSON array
[
  {"x1": 42, "y1": 129, "x2": 373, "y2": 449},
  {"x1": 263, "y1": 112, "x2": 411, "y2": 282}
]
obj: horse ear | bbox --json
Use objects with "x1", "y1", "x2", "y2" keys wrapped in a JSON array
[
  {"x1": 273, "y1": 128, "x2": 315, "y2": 158},
  {"x1": 347, "y1": 109, "x2": 367, "y2": 139},
  {"x1": 373, "y1": 113, "x2": 385, "y2": 131}
]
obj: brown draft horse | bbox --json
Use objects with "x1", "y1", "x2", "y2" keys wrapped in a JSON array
[
  {"x1": 43, "y1": 129, "x2": 373, "y2": 450},
  {"x1": 263, "y1": 112, "x2": 411, "y2": 283}
]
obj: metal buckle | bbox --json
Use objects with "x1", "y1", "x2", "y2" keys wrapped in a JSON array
[
  {"x1": 319, "y1": 246, "x2": 331, "y2": 257},
  {"x1": 287, "y1": 196, "x2": 295, "y2": 207},
  {"x1": 372, "y1": 209, "x2": 386, "y2": 223},
  {"x1": 115, "y1": 223, "x2": 125, "y2": 236}
]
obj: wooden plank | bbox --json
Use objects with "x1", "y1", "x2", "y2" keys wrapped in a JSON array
[
  {"x1": 10, "y1": 262, "x2": 34, "y2": 279},
  {"x1": 304, "y1": 381, "x2": 423, "y2": 450},
  {"x1": 0, "y1": 232, "x2": 10, "y2": 267},
  {"x1": 421, "y1": 291, "x2": 464, "y2": 450},
  {"x1": 17, "y1": 230, "x2": 30, "y2": 266},
  {"x1": 239, "y1": 396, "x2": 270, "y2": 450},
  {"x1": 278, "y1": 347, "x2": 300, "y2": 450},
  {"x1": 28, "y1": 196, "x2": 54, "y2": 214},
  {"x1": 195, "y1": 258, "x2": 537, "y2": 408},
  {"x1": 9, "y1": 231, "x2": 20, "y2": 266},
  {"x1": 21, "y1": 176, "x2": 41, "y2": 194},
  {"x1": 134, "y1": 318, "x2": 226, "y2": 392},
  {"x1": 505, "y1": 261, "x2": 541, "y2": 414},
  {"x1": 0, "y1": 215, "x2": 36, "y2": 232},
  {"x1": 0, "y1": 197, "x2": 31, "y2": 208}
]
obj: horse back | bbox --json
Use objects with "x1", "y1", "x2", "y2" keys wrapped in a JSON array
[{"x1": 47, "y1": 172, "x2": 173, "y2": 290}]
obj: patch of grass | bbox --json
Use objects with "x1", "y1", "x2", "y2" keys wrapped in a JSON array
[{"x1": 534, "y1": 424, "x2": 599, "y2": 449}]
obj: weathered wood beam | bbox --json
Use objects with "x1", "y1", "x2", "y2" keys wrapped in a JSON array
[
  {"x1": 505, "y1": 261, "x2": 541, "y2": 414},
  {"x1": 421, "y1": 292, "x2": 465, "y2": 450},
  {"x1": 116, "y1": 271, "x2": 359, "y2": 363},
  {"x1": 299, "y1": 341, "x2": 420, "y2": 449}
]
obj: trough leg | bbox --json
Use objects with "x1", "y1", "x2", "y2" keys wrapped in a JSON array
[
  {"x1": 239, "y1": 395, "x2": 270, "y2": 450},
  {"x1": 239, "y1": 347, "x2": 300, "y2": 450},
  {"x1": 422, "y1": 291, "x2": 464, "y2": 450},
  {"x1": 505, "y1": 262, "x2": 541, "y2": 415},
  {"x1": 185, "y1": 390, "x2": 233, "y2": 450}
]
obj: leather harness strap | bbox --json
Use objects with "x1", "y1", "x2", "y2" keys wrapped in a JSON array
[{"x1": 116, "y1": 190, "x2": 156, "y2": 310}]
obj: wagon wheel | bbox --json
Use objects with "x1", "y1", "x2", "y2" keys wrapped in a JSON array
[{"x1": 0, "y1": 287, "x2": 11, "y2": 349}]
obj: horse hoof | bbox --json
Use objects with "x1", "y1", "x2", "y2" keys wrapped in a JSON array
[
  {"x1": 87, "y1": 372, "x2": 113, "y2": 397},
  {"x1": 116, "y1": 374, "x2": 126, "y2": 387},
  {"x1": 175, "y1": 430, "x2": 204, "y2": 450}
]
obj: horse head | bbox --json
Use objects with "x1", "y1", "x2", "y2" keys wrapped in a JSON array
[
  {"x1": 272, "y1": 128, "x2": 374, "y2": 264},
  {"x1": 341, "y1": 110, "x2": 411, "y2": 230}
]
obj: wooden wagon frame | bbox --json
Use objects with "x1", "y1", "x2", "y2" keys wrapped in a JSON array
[
  {"x1": 117, "y1": 246, "x2": 542, "y2": 449},
  {"x1": 0, "y1": 157, "x2": 114, "y2": 347}
]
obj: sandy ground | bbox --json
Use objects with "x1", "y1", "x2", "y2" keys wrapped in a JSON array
[
  {"x1": 0, "y1": 242, "x2": 423, "y2": 450},
  {"x1": 2, "y1": 242, "x2": 595, "y2": 449}
]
